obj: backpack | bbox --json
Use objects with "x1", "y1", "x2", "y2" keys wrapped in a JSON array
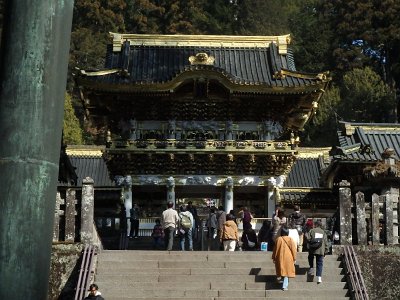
[
  {"x1": 180, "y1": 214, "x2": 192, "y2": 229},
  {"x1": 308, "y1": 233, "x2": 323, "y2": 250}
]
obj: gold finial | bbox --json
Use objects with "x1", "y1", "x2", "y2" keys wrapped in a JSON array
[{"x1": 189, "y1": 53, "x2": 215, "y2": 65}]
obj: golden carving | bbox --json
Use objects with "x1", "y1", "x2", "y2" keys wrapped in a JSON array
[
  {"x1": 110, "y1": 32, "x2": 291, "y2": 53},
  {"x1": 189, "y1": 53, "x2": 215, "y2": 65}
]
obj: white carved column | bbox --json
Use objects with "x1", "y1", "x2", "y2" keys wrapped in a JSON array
[
  {"x1": 116, "y1": 175, "x2": 133, "y2": 236},
  {"x1": 123, "y1": 176, "x2": 133, "y2": 236},
  {"x1": 166, "y1": 176, "x2": 175, "y2": 208},
  {"x1": 225, "y1": 177, "x2": 234, "y2": 213},
  {"x1": 266, "y1": 175, "x2": 286, "y2": 217}
]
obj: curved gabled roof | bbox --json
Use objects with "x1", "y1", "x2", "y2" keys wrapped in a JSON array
[
  {"x1": 331, "y1": 121, "x2": 400, "y2": 162},
  {"x1": 76, "y1": 34, "x2": 329, "y2": 93}
]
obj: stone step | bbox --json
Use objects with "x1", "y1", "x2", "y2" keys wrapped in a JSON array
[
  {"x1": 96, "y1": 281, "x2": 347, "y2": 291},
  {"x1": 99, "y1": 288, "x2": 349, "y2": 298},
  {"x1": 99, "y1": 250, "x2": 340, "y2": 262},
  {"x1": 105, "y1": 297, "x2": 349, "y2": 300},
  {"x1": 94, "y1": 273, "x2": 345, "y2": 283},
  {"x1": 96, "y1": 265, "x2": 343, "y2": 276},
  {"x1": 95, "y1": 250, "x2": 348, "y2": 299}
]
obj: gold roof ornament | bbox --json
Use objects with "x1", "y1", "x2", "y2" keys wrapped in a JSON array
[
  {"x1": 189, "y1": 53, "x2": 215, "y2": 65},
  {"x1": 109, "y1": 33, "x2": 291, "y2": 55}
]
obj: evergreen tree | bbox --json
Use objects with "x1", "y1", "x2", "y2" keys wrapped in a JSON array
[
  {"x1": 289, "y1": 0, "x2": 334, "y2": 73},
  {"x1": 63, "y1": 93, "x2": 84, "y2": 145},
  {"x1": 301, "y1": 85, "x2": 341, "y2": 146},
  {"x1": 338, "y1": 67, "x2": 395, "y2": 123},
  {"x1": 234, "y1": 0, "x2": 302, "y2": 35},
  {"x1": 320, "y1": 0, "x2": 400, "y2": 120}
]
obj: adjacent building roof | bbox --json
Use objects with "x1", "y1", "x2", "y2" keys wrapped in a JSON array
[
  {"x1": 330, "y1": 122, "x2": 400, "y2": 162},
  {"x1": 66, "y1": 146, "x2": 115, "y2": 187},
  {"x1": 284, "y1": 147, "x2": 331, "y2": 188},
  {"x1": 76, "y1": 33, "x2": 329, "y2": 93}
]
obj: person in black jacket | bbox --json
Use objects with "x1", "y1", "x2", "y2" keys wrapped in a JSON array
[
  {"x1": 85, "y1": 284, "x2": 105, "y2": 300},
  {"x1": 289, "y1": 205, "x2": 307, "y2": 252}
]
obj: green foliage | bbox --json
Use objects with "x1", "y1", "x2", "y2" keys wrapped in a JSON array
[
  {"x1": 301, "y1": 85, "x2": 341, "y2": 146},
  {"x1": 320, "y1": 0, "x2": 400, "y2": 94},
  {"x1": 69, "y1": 0, "x2": 126, "y2": 79},
  {"x1": 124, "y1": 0, "x2": 164, "y2": 33},
  {"x1": 63, "y1": 93, "x2": 83, "y2": 145},
  {"x1": 339, "y1": 67, "x2": 395, "y2": 123},
  {"x1": 199, "y1": 0, "x2": 236, "y2": 35},
  {"x1": 289, "y1": 0, "x2": 335, "y2": 73},
  {"x1": 234, "y1": 0, "x2": 302, "y2": 35}
]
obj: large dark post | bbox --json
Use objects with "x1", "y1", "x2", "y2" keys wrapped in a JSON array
[{"x1": 0, "y1": 1, "x2": 74, "y2": 299}]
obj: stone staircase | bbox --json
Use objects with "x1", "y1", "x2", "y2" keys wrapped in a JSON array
[{"x1": 93, "y1": 250, "x2": 349, "y2": 300}]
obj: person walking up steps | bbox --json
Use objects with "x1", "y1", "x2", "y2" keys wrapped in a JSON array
[
  {"x1": 161, "y1": 201, "x2": 179, "y2": 251},
  {"x1": 178, "y1": 205, "x2": 194, "y2": 251},
  {"x1": 220, "y1": 214, "x2": 239, "y2": 251},
  {"x1": 289, "y1": 205, "x2": 306, "y2": 252},
  {"x1": 272, "y1": 225, "x2": 297, "y2": 291},
  {"x1": 305, "y1": 219, "x2": 329, "y2": 284}
]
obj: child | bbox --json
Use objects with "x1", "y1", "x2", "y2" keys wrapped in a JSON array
[{"x1": 151, "y1": 219, "x2": 164, "y2": 249}]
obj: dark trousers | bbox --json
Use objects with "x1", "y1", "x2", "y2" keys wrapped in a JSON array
[
  {"x1": 130, "y1": 219, "x2": 139, "y2": 237},
  {"x1": 308, "y1": 253, "x2": 324, "y2": 276},
  {"x1": 164, "y1": 226, "x2": 175, "y2": 251}
]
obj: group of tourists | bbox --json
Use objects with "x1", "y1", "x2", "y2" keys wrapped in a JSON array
[
  {"x1": 155, "y1": 201, "x2": 199, "y2": 251},
  {"x1": 271, "y1": 205, "x2": 330, "y2": 290},
  {"x1": 89, "y1": 203, "x2": 331, "y2": 298}
]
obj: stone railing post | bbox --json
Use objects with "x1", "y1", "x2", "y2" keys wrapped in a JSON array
[
  {"x1": 371, "y1": 193, "x2": 380, "y2": 244},
  {"x1": 339, "y1": 180, "x2": 352, "y2": 245},
  {"x1": 382, "y1": 187, "x2": 399, "y2": 245},
  {"x1": 65, "y1": 189, "x2": 77, "y2": 242},
  {"x1": 81, "y1": 177, "x2": 95, "y2": 244},
  {"x1": 355, "y1": 191, "x2": 367, "y2": 245},
  {"x1": 53, "y1": 192, "x2": 65, "y2": 242}
]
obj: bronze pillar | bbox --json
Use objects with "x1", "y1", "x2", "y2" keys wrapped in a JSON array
[{"x1": 0, "y1": 1, "x2": 74, "y2": 298}]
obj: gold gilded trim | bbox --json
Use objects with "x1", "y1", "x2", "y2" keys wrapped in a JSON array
[
  {"x1": 80, "y1": 69, "x2": 120, "y2": 76},
  {"x1": 343, "y1": 122, "x2": 400, "y2": 135},
  {"x1": 279, "y1": 187, "x2": 332, "y2": 193},
  {"x1": 189, "y1": 53, "x2": 215, "y2": 65},
  {"x1": 274, "y1": 70, "x2": 330, "y2": 81},
  {"x1": 77, "y1": 68, "x2": 328, "y2": 94},
  {"x1": 66, "y1": 146, "x2": 105, "y2": 157},
  {"x1": 296, "y1": 147, "x2": 331, "y2": 159},
  {"x1": 110, "y1": 33, "x2": 291, "y2": 54}
]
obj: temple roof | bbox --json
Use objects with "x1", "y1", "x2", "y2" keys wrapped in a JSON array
[
  {"x1": 76, "y1": 33, "x2": 329, "y2": 93},
  {"x1": 66, "y1": 146, "x2": 115, "y2": 187},
  {"x1": 330, "y1": 122, "x2": 400, "y2": 162}
]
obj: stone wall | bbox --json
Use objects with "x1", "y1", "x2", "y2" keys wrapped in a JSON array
[
  {"x1": 48, "y1": 243, "x2": 84, "y2": 300},
  {"x1": 355, "y1": 245, "x2": 400, "y2": 300}
]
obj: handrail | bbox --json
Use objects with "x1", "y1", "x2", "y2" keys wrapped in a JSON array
[
  {"x1": 343, "y1": 245, "x2": 369, "y2": 300},
  {"x1": 74, "y1": 244, "x2": 97, "y2": 300},
  {"x1": 119, "y1": 232, "x2": 128, "y2": 250}
]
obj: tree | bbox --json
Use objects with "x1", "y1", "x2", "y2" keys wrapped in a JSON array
[
  {"x1": 63, "y1": 93, "x2": 83, "y2": 145},
  {"x1": 68, "y1": 0, "x2": 126, "y2": 83},
  {"x1": 124, "y1": 0, "x2": 164, "y2": 33},
  {"x1": 234, "y1": 0, "x2": 302, "y2": 35},
  {"x1": 288, "y1": 0, "x2": 335, "y2": 73},
  {"x1": 338, "y1": 67, "x2": 395, "y2": 123},
  {"x1": 301, "y1": 84, "x2": 341, "y2": 146},
  {"x1": 320, "y1": 0, "x2": 400, "y2": 120}
]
